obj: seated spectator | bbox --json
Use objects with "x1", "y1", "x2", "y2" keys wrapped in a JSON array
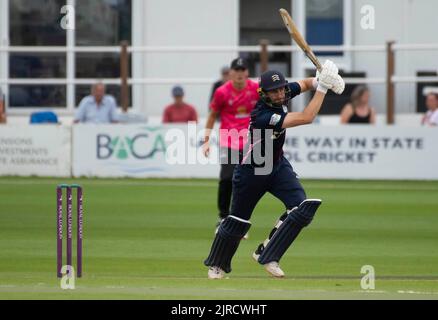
[
  {"x1": 74, "y1": 83, "x2": 119, "y2": 124},
  {"x1": 421, "y1": 93, "x2": 438, "y2": 126},
  {"x1": 340, "y1": 85, "x2": 376, "y2": 124},
  {"x1": 0, "y1": 87, "x2": 6, "y2": 124},
  {"x1": 162, "y1": 86, "x2": 198, "y2": 123},
  {"x1": 209, "y1": 66, "x2": 230, "y2": 103}
]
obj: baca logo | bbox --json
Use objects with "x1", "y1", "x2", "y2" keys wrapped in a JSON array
[{"x1": 97, "y1": 131, "x2": 166, "y2": 160}]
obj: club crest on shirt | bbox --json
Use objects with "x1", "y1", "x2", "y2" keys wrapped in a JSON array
[{"x1": 235, "y1": 106, "x2": 249, "y2": 119}]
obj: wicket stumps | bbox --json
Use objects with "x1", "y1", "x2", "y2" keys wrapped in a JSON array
[{"x1": 57, "y1": 184, "x2": 83, "y2": 278}]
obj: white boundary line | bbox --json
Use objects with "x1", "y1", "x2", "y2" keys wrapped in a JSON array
[{"x1": 0, "y1": 179, "x2": 438, "y2": 191}]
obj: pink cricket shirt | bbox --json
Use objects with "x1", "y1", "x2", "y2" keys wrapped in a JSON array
[{"x1": 210, "y1": 80, "x2": 259, "y2": 150}]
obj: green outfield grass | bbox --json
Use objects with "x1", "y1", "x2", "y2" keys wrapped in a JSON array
[{"x1": 0, "y1": 177, "x2": 437, "y2": 300}]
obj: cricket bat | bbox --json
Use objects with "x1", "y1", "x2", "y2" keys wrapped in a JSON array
[{"x1": 279, "y1": 8, "x2": 322, "y2": 72}]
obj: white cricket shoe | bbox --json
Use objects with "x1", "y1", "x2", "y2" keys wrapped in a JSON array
[
  {"x1": 208, "y1": 266, "x2": 225, "y2": 280},
  {"x1": 252, "y1": 250, "x2": 285, "y2": 278},
  {"x1": 264, "y1": 262, "x2": 285, "y2": 278}
]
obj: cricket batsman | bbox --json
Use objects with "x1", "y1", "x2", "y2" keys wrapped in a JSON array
[{"x1": 204, "y1": 60, "x2": 345, "y2": 279}]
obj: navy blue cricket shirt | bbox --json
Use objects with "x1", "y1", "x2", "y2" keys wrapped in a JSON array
[{"x1": 242, "y1": 82, "x2": 302, "y2": 166}]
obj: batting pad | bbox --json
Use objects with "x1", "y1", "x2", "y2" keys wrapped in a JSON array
[
  {"x1": 204, "y1": 216, "x2": 251, "y2": 273},
  {"x1": 258, "y1": 199, "x2": 322, "y2": 265}
]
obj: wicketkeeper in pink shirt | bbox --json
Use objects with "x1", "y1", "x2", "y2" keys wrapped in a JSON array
[{"x1": 203, "y1": 58, "x2": 259, "y2": 231}]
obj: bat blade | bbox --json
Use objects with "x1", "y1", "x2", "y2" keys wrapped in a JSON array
[
  {"x1": 279, "y1": 8, "x2": 322, "y2": 71},
  {"x1": 279, "y1": 8, "x2": 293, "y2": 34}
]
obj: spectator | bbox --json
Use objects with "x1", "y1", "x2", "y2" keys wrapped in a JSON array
[
  {"x1": 162, "y1": 85, "x2": 198, "y2": 123},
  {"x1": 74, "y1": 83, "x2": 119, "y2": 124},
  {"x1": 421, "y1": 93, "x2": 438, "y2": 126},
  {"x1": 0, "y1": 87, "x2": 6, "y2": 124},
  {"x1": 340, "y1": 85, "x2": 376, "y2": 124},
  {"x1": 209, "y1": 66, "x2": 230, "y2": 103}
]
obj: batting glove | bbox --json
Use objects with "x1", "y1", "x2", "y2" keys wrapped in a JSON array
[
  {"x1": 316, "y1": 60, "x2": 339, "y2": 94},
  {"x1": 332, "y1": 75, "x2": 345, "y2": 95}
]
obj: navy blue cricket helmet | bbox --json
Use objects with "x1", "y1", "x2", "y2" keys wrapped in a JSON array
[
  {"x1": 259, "y1": 70, "x2": 288, "y2": 91},
  {"x1": 258, "y1": 70, "x2": 292, "y2": 107}
]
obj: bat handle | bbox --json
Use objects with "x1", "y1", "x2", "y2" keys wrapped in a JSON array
[{"x1": 307, "y1": 52, "x2": 322, "y2": 72}]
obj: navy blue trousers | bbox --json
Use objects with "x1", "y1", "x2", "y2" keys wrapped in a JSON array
[{"x1": 230, "y1": 157, "x2": 306, "y2": 221}]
